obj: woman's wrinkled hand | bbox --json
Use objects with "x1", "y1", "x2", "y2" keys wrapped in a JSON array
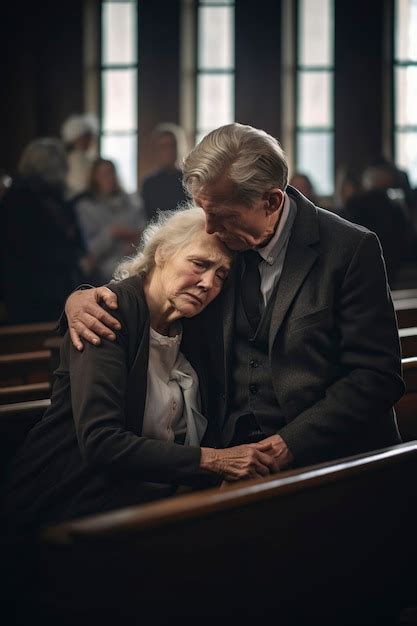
[
  {"x1": 65, "y1": 287, "x2": 120, "y2": 351},
  {"x1": 200, "y1": 443, "x2": 280, "y2": 481}
]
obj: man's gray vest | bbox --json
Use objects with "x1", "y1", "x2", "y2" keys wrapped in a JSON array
[{"x1": 222, "y1": 278, "x2": 286, "y2": 445}]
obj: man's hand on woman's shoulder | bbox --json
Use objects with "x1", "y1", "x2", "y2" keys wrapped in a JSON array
[{"x1": 65, "y1": 286, "x2": 121, "y2": 351}]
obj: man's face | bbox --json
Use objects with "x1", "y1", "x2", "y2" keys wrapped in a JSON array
[{"x1": 194, "y1": 176, "x2": 283, "y2": 251}]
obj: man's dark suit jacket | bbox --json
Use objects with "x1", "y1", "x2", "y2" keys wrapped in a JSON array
[
  {"x1": 2, "y1": 277, "x2": 211, "y2": 531},
  {"x1": 183, "y1": 186, "x2": 404, "y2": 466}
]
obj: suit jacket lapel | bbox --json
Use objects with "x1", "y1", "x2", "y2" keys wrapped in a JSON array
[
  {"x1": 125, "y1": 287, "x2": 150, "y2": 435},
  {"x1": 269, "y1": 191, "x2": 320, "y2": 353}
]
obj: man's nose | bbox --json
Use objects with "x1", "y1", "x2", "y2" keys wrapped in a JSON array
[{"x1": 205, "y1": 214, "x2": 218, "y2": 234}]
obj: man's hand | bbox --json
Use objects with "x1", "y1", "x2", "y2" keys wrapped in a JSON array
[
  {"x1": 65, "y1": 287, "x2": 121, "y2": 351},
  {"x1": 253, "y1": 434, "x2": 294, "y2": 470},
  {"x1": 200, "y1": 443, "x2": 280, "y2": 481}
]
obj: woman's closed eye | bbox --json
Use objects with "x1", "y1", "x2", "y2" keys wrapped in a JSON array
[{"x1": 216, "y1": 271, "x2": 228, "y2": 282}]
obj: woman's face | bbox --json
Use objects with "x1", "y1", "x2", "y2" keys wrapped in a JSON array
[
  {"x1": 155, "y1": 231, "x2": 232, "y2": 318},
  {"x1": 94, "y1": 162, "x2": 117, "y2": 195}
]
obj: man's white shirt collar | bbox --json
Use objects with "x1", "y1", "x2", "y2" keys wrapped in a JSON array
[{"x1": 256, "y1": 192, "x2": 291, "y2": 265}]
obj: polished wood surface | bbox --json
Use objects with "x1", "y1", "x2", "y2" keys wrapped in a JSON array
[
  {"x1": 0, "y1": 322, "x2": 56, "y2": 354},
  {"x1": 395, "y1": 299, "x2": 417, "y2": 328},
  {"x1": 44, "y1": 443, "x2": 417, "y2": 543},
  {"x1": 37, "y1": 442, "x2": 417, "y2": 625},
  {"x1": 0, "y1": 382, "x2": 51, "y2": 404},
  {"x1": 0, "y1": 350, "x2": 52, "y2": 387}
]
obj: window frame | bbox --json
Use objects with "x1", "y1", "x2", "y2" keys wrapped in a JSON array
[
  {"x1": 195, "y1": 0, "x2": 236, "y2": 144},
  {"x1": 393, "y1": 0, "x2": 417, "y2": 186},
  {"x1": 98, "y1": 0, "x2": 139, "y2": 192},
  {"x1": 294, "y1": 0, "x2": 335, "y2": 197}
]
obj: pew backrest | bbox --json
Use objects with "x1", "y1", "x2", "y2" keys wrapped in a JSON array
[
  {"x1": 0, "y1": 382, "x2": 51, "y2": 405},
  {"x1": 40, "y1": 443, "x2": 417, "y2": 625},
  {"x1": 392, "y1": 288, "x2": 417, "y2": 301},
  {"x1": 394, "y1": 298, "x2": 417, "y2": 328},
  {"x1": 0, "y1": 322, "x2": 56, "y2": 354},
  {"x1": 399, "y1": 326, "x2": 417, "y2": 358},
  {"x1": 0, "y1": 350, "x2": 52, "y2": 387},
  {"x1": 396, "y1": 357, "x2": 417, "y2": 441},
  {"x1": 0, "y1": 398, "x2": 50, "y2": 472}
]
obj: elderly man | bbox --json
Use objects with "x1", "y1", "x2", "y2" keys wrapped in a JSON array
[{"x1": 65, "y1": 123, "x2": 403, "y2": 471}]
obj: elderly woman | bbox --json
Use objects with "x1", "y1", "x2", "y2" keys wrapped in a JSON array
[{"x1": 2, "y1": 207, "x2": 277, "y2": 533}]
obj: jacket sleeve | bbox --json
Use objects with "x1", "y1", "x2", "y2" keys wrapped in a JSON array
[
  {"x1": 68, "y1": 288, "x2": 204, "y2": 485},
  {"x1": 278, "y1": 231, "x2": 405, "y2": 464}
]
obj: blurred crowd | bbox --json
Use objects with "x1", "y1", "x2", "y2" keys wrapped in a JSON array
[
  {"x1": 290, "y1": 162, "x2": 417, "y2": 287},
  {"x1": 0, "y1": 116, "x2": 185, "y2": 324},
  {"x1": 1, "y1": 113, "x2": 417, "y2": 324}
]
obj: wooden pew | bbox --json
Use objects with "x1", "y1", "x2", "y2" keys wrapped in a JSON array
[
  {"x1": 32, "y1": 443, "x2": 417, "y2": 626},
  {"x1": 0, "y1": 350, "x2": 52, "y2": 387},
  {"x1": 399, "y1": 327, "x2": 417, "y2": 358},
  {"x1": 394, "y1": 298, "x2": 417, "y2": 328},
  {"x1": 396, "y1": 357, "x2": 417, "y2": 442},
  {"x1": 392, "y1": 288, "x2": 417, "y2": 301},
  {"x1": 0, "y1": 321, "x2": 56, "y2": 354},
  {"x1": 0, "y1": 382, "x2": 51, "y2": 405},
  {"x1": 0, "y1": 398, "x2": 50, "y2": 471}
]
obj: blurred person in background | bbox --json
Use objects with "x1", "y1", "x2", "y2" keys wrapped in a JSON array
[
  {"x1": 0, "y1": 169, "x2": 12, "y2": 202},
  {"x1": 75, "y1": 158, "x2": 145, "y2": 284},
  {"x1": 0, "y1": 138, "x2": 89, "y2": 323},
  {"x1": 366, "y1": 157, "x2": 416, "y2": 220},
  {"x1": 141, "y1": 123, "x2": 187, "y2": 223},
  {"x1": 334, "y1": 167, "x2": 362, "y2": 212},
  {"x1": 340, "y1": 161, "x2": 417, "y2": 285},
  {"x1": 0, "y1": 170, "x2": 13, "y2": 318},
  {"x1": 288, "y1": 172, "x2": 317, "y2": 204},
  {"x1": 61, "y1": 113, "x2": 98, "y2": 198}
]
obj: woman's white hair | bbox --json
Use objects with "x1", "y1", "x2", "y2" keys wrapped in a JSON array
[
  {"x1": 183, "y1": 123, "x2": 288, "y2": 205},
  {"x1": 114, "y1": 203, "x2": 225, "y2": 281}
]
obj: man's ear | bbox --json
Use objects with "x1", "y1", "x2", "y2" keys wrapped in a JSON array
[{"x1": 265, "y1": 188, "x2": 284, "y2": 215}]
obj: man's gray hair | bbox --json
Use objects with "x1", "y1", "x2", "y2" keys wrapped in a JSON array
[
  {"x1": 183, "y1": 123, "x2": 288, "y2": 205},
  {"x1": 18, "y1": 138, "x2": 68, "y2": 187},
  {"x1": 114, "y1": 204, "x2": 232, "y2": 281}
]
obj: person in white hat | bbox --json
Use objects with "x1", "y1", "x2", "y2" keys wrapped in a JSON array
[{"x1": 61, "y1": 113, "x2": 98, "y2": 197}]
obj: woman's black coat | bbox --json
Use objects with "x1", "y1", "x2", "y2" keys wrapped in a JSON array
[{"x1": 2, "y1": 276, "x2": 213, "y2": 532}]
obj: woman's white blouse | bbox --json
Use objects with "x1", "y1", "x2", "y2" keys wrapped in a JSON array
[{"x1": 142, "y1": 325, "x2": 207, "y2": 446}]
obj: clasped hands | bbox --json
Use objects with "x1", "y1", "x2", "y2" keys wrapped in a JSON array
[{"x1": 200, "y1": 434, "x2": 294, "y2": 482}]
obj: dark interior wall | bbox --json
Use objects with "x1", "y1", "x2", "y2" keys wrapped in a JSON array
[
  {"x1": 0, "y1": 1, "x2": 84, "y2": 176},
  {"x1": 137, "y1": 0, "x2": 181, "y2": 182},
  {"x1": 235, "y1": 0, "x2": 388, "y2": 182},
  {"x1": 334, "y1": 0, "x2": 387, "y2": 178},
  {"x1": 0, "y1": 0, "x2": 392, "y2": 186},
  {"x1": 235, "y1": 0, "x2": 282, "y2": 141}
]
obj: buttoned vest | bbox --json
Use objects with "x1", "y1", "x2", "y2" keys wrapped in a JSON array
[{"x1": 222, "y1": 278, "x2": 286, "y2": 445}]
